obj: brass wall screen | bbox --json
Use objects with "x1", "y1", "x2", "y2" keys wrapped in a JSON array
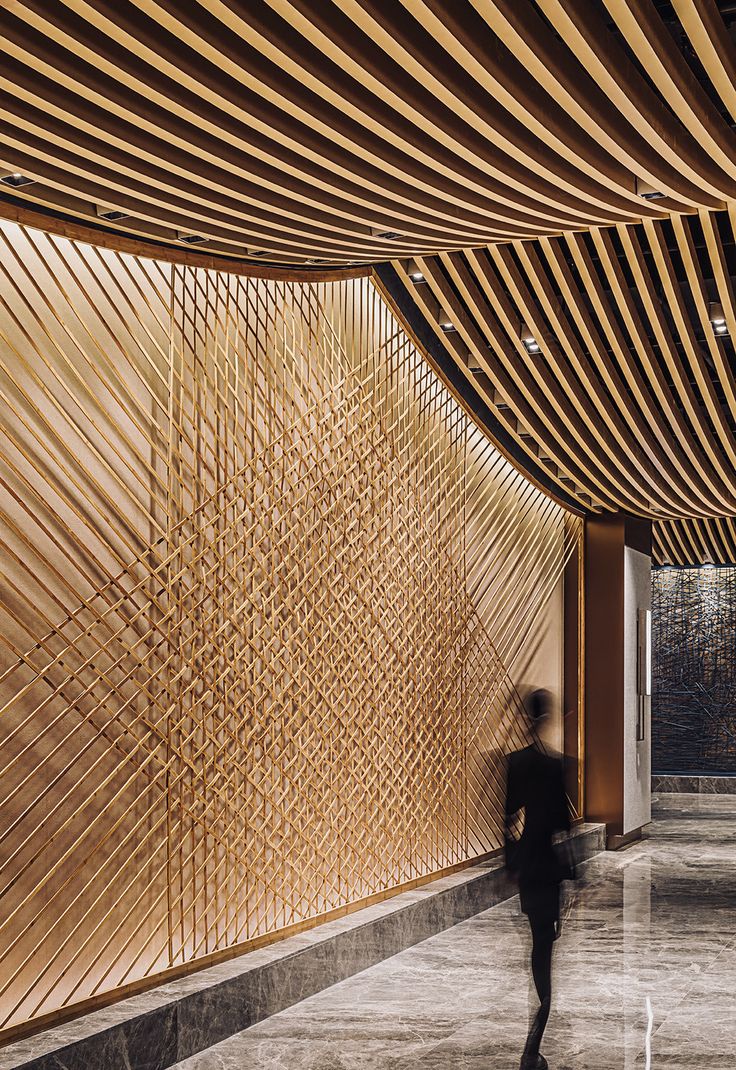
[{"x1": 0, "y1": 220, "x2": 579, "y2": 1036}]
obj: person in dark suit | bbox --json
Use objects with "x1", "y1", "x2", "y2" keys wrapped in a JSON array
[{"x1": 505, "y1": 689, "x2": 574, "y2": 1070}]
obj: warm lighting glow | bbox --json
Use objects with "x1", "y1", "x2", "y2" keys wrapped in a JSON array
[
  {"x1": 709, "y1": 301, "x2": 726, "y2": 327},
  {"x1": 0, "y1": 172, "x2": 35, "y2": 187}
]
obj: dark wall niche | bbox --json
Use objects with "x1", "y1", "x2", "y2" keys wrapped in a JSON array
[{"x1": 652, "y1": 567, "x2": 736, "y2": 774}]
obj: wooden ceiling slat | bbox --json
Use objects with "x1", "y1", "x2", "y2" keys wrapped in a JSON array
[
  {"x1": 536, "y1": 0, "x2": 731, "y2": 202},
  {"x1": 616, "y1": 222, "x2": 736, "y2": 511},
  {"x1": 671, "y1": 214, "x2": 736, "y2": 421},
  {"x1": 512, "y1": 238, "x2": 676, "y2": 513},
  {"x1": 587, "y1": 225, "x2": 731, "y2": 515},
  {"x1": 460, "y1": 247, "x2": 632, "y2": 506},
  {"x1": 674, "y1": 0, "x2": 736, "y2": 127},
  {"x1": 1, "y1": 0, "x2": 736, "y2": 559},
  {"x1": 541, "y1": 234, "x2": 701, "y2": 517},
  {"x1": 381, "y1": 206, "x2": 736, "y2": 556},
  {"x1": 435, "y1": 251, "x2": 609, "y2": 506},
  {"x1": 560, "y1": 231, "x2": 713, "y2": 517},
  {"x1": 1, "y1": 0, "x2": 736, "y2": 267},
  {"x1": 643, "y1": 218, "x2": 736, "y2": 485},
  {"x1": 489, "y1": 240, "x2": 679, "y2": 508},
  {"x1": 397, "y1": 256, "x2": 599, "y2": 507},
  {"x1": 317, "y1": 0, "x2": 646, "y2": 221},
  {"x1": 400, "y1": 0, "x2": 646, "y2": 207},
  {"x1": 603, "y1": 0, "x2": 736, "y2": 182}
]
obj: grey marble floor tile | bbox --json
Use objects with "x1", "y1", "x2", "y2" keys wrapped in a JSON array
[{"x1": 173, "y1": 794, "x2": 736, "y2": 1070}]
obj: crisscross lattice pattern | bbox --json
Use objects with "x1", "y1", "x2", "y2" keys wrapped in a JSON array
[{"x1": 0, "y1": 220, "x2": 578, "y2": 1035}]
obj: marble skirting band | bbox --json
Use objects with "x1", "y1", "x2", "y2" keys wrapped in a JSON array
[
  {"x1": 1, "y1": 824, "x2": 604, "y2": 1070},
  {"x1": 652, "y1": 774, "x2": 736, "y2": 794}
]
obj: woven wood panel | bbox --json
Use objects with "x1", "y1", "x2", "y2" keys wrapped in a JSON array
[{"x1": 0, "y1": 219, "x2": 579, "y2": 1035}]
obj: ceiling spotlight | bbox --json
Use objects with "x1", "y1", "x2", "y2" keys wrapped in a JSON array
[
  {"x1": 1, "y1": 172, "x2": 35, "y2": 187},
  {"x1": 96, "y1": 205, "x2": 130, "y2": 221},
  {"x1": 177, "y1": 232, "x2": 207, "y2": 244},
  {"x1": 702, "y1": 556, "x2": 715, "y2": 569},
  {"x1": 635, "y1": 177, "x2": 665, "y2": 200},
  {"x1": 370, "y1": 227, "x2": 403, "y2": 240},
  {"x1": 439, "y1": 321, "x2": 456, "y2": 332},
  {"x1": 245, "y1": 248, "x2": 267, "y2": 257},
  {"x1": 709, "y1": 301, "x2": 728, "y2": 335},
  {"x1": 409, "y1": 271, "x2": 425, "y2": 283},
  {"x1": 520, "y1": 322, "x2": 540, "y2": 353}
]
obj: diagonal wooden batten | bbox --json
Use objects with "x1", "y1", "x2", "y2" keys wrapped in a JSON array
[{"x1": 0, "y1": 224, "x2": 578, "y2": 1034}]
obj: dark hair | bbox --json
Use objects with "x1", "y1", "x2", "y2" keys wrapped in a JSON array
[{"x1": 528, "y1": 688, "x2": 552, "y2": 722}]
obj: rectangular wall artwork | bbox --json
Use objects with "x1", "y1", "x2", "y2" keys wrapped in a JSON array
[{"x1": 652, "y1": 567, "x2": 736, "y2": 774}]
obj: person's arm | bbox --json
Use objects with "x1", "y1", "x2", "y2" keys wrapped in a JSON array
[
  {"x1": 561, "y1": 764, "x2": 572, "y2": 834},
  {"x1": 504, "y1": 753, "x2": 522, "y2": 873},
  {"x1": 555, "y1": 758, "x2": 577, "y2": 889}
]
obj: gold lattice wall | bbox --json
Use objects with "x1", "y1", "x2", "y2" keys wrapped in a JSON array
[{"x1": 0, "y1": 220, "x2": 580, "y2": 1037}]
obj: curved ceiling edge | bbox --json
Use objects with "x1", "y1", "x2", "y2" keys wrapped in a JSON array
[
  {"x1": 373, "y1": 262, "x2": 586, "y2": 516},
  {"x1": 0, "y1": 196, "x2": 372, "y2": 282}
]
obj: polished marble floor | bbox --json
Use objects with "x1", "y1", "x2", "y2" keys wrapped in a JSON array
[{"x1": 174, "y1": 794, "x2": 736, "y2": 1069}]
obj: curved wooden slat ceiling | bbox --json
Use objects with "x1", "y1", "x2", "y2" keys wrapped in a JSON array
[
  {"x1": 1, "y1": 0, "x2": 735, "y2": 564},
  {"x1": 379, "y1": 204, "x2": 736, "y2": 565},
  {"x1": 0, "y1": 0, "x2": 735, "y2": 268}
]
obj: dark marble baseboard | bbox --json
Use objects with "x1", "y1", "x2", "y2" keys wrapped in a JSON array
[
  {"x1": 0, "y1": 824, "x2": 604, "y2": 1070},
  {"x1": 652, "y1": 774, "x2": 736, "y2": 795}
]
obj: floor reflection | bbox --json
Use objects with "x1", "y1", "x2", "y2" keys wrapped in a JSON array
[{"x1": 173, "y1": 793, "x2": 736, "y2": 1069}]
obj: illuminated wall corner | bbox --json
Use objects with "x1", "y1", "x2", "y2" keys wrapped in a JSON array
[{"x1": 0, "y1": 219, "x2": 580, "y2": 1038}]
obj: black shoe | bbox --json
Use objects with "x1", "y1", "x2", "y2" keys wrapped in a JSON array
[{"x1": 519, "y1": 1056, "x2": 548, "y2": 1070}]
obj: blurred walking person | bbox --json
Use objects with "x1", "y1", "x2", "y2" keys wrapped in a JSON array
[{"x1": 505, "y1": 689, "x2": 575, "y2": 1070}]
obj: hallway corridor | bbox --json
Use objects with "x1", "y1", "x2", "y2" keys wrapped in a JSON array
[{"x1": 173, "y1": 795, "x2": 736, "y2": 1070}]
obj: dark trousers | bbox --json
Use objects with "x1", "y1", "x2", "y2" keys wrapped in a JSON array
[
  {"x1": 520, "y1": 884, "x2": 559, "y2": 1059},
  {"x1": 524, "y1": 914, "x2": 555, "y2": 1056}
]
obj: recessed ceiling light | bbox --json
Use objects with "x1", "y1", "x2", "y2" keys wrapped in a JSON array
[
  {"x1": 635, "y1": 177, "x2": 665, "y2": 200},
  {"x1": 715, "y1": 323, "x2": 728, "y2": 334},
  {"x1": 709, "y1": 301, "x2": 726, "y2": 327},
  {"x1": 439, "y1": 321, "x2": 456, "y2": 333},
  {"x1": 96, "y1": 205, "x2": 130, "y2": 221},
  {"x1": 409, "y1": 271, "x2": 424, "y2": 282},
  {"x1": 177, "y1": 232, "x2": 207, "y2": 244},
  {"x1": 370, "y1": 227, "x2": 403, "y2": 240},
  {"x1": 519, "y1": 322, "x2": 540, "y2": 353},
  {"x1": 245, "y1": 248, "x2": 267, "y2": 257},
  {"x1": 305, "y1": 257, "x2": 330, "y2": 264},
  {"x1": 1, "y1": 172, "x2": 35, "y2": 187}
]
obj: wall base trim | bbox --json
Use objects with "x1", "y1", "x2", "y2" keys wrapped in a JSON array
[
  {"x1": 653, "y1": 774, "x2": 736, "y2": 795},
  {"x1": 607, "y1": 827, "x2": 643, "y2": 851}
]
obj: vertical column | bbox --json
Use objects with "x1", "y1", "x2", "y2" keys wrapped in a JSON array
[
  {"x1": 563, "y1": 523, "x2": 583, "y2": 817},
  {"x1": 585, "y1": 514, "x2": 652, "y2": 847}
]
